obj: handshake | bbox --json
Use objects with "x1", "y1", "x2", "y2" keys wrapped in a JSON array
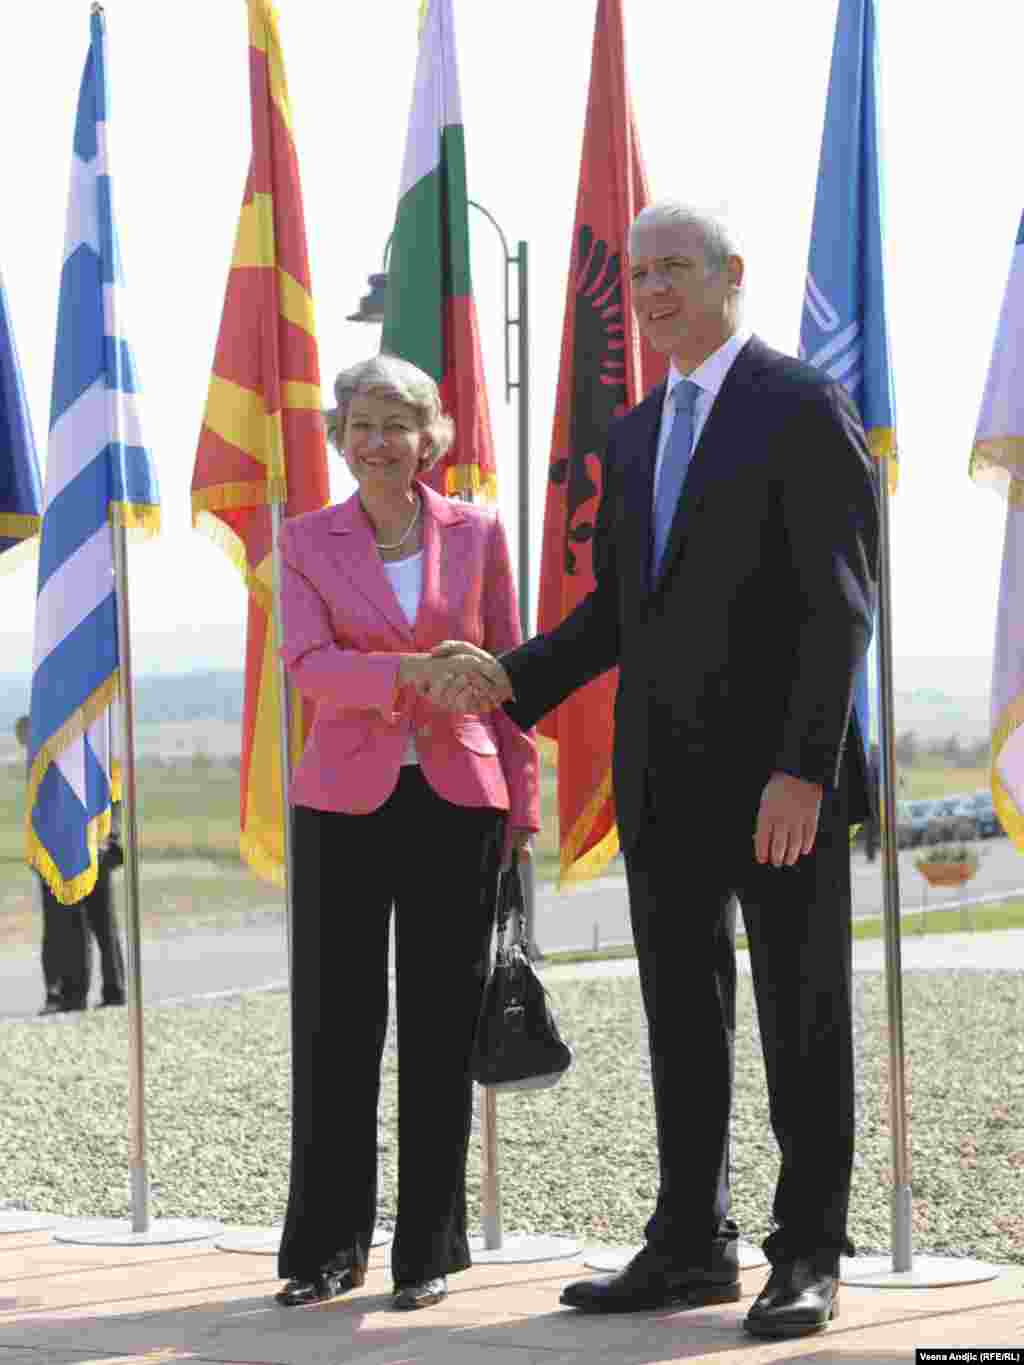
[{"x1": 406, "y1": 641, "x2": 516, "y2": 714}]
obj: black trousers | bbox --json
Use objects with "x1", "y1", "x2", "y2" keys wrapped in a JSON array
[
  {"x1": 625, "y1": 765, "x2": 854, "y2": 1269},
  {"x1": 39, "y1": 874, "x2": 68, "y2": 997},
  {"x1": 57, "y1": 859, "x2": 126, "y2": 1007},
  {"x1": 278, "y1": 768, "x2": 505, "y2": 1287}
]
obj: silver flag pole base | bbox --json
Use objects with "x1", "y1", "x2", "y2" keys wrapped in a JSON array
[
  {"x1": 468, "y1": 1233, "x2": 581, "y2": 1264},
  {"x1": 215, "y1": 1225, "x2": 393, "y2": 1255},
  {"x1": 54, "y1": 1217, "x2": 223, "y2": 1247},
  {"x1": 0, "y1": 1211, "x2": 66, "y2": 1234},
  {"x1": 583, "y1": 1241, "x2": 767, "y2": 1273},
  {"x1": 840, "y1": 1254, "x2": 1002, "y2": 1289}
]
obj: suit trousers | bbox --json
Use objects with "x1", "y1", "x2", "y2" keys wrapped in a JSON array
[
  {"x1": 625, "y1": 766, "x2": 854, "y2": 1268},
  {"x1": 278, "y1": 767, "x2": 505, "y2": 1287},
  {"x1": 38, "y1": 874, "x2": 72, "y2": 998},
  {"x1": 57, "y1": 859, "x2": 126, "y2": 1007}
]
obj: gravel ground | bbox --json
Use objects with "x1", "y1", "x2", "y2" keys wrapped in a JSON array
[{"x1": 1, "y1": 970, "x2": 1022, "y2": 1266}]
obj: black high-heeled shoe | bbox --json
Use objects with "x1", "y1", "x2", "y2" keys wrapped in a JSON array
[
  {"x1": 392, "y1": 1275, "x2": 448, "y2": 1310},
  {"x1": 275, "y1": 1249, "x2": 366, "y2": 1307}
]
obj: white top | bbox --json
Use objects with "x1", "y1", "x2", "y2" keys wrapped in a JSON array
[
  {"x1": 653, "y1": 327, "x2": 752, "y2": 496},
  {"x1": 383, "y1": 550, "x2": 424, "y2": 765}
]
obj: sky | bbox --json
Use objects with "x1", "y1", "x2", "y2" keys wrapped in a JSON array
[{"x1": 1, "y1": 0, "x2": 1020, "y2": 697}]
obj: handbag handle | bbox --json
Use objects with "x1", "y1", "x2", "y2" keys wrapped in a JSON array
[{"x1": 495, "y1": 861, "x2": 525, "y2": 950}]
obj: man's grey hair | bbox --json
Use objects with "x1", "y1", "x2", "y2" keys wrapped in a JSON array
[
  {"x1": 324, "y1": 354, "x2": 454, "y2": 470},
  {"x1": 629, "y1": 202, "x2": 742, "y2": 280}
]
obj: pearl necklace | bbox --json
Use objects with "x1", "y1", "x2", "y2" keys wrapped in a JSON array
[{"x1": 375, "y1": 496, "x2": 422, "y2": 552}]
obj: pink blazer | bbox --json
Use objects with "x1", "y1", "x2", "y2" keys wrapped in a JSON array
[{"x1": 278, "y1": 482, "x2": 540, "y2": 830}]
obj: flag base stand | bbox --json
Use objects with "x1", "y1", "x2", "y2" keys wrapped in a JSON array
[
  {"x1": 583, "y1": 1241, "x2": 767, "y2": 1272},
  {"x1": 215, "y1": 1225, "x2": 393, "y2": 1255},
  {"x1": 839, "y1": 1254, "x2": 1002, "y2": 1289},
  {"x1": 473, "y1": 1087, "x2": 581, "y2": 1265},
  {"x1": 0, "y1": 1211, "x2": 65, "y2": 1234},
  {"x1": 468, "y1": 1233, "x2": 581, "y2": 1265},
  {"x1": 54, "y1": 1217, "x2": 223, "y2": 1247}
]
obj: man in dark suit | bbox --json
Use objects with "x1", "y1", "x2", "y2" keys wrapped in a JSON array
[{"x1": 430, "y1": 202, "x2": 879, "y2": 1340}]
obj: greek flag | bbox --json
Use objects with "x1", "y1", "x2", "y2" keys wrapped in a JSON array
[
  {"x1": 801, "y1": 0, "x2": 896, "y2": 763},
  {"x1": 27, "y1": 7, "x2": 159, "y2": 905},
  {"x1": 0, "y1": 266, "x2": 42, "y2": 568}
]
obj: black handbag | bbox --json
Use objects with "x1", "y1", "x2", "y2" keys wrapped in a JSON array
[{"x1": 470, "y1": 861, "x2": 573, "y2": 1092}]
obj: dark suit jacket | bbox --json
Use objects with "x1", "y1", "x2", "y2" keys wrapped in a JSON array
[{"x1": 502, "y1": 335, "x2": 880, "y2": 852}]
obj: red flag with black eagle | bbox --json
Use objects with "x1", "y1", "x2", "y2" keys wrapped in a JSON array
[{"x1": 537, "y1": 0, "x2": 666, "y2": 884}]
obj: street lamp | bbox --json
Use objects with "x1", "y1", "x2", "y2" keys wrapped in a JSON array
[
  {"x1": 346, "y1": 272, "x2": 389, "y2": 325},
  {"x1": 349, "y1": 201, "x2": 531, "y2": 640}
]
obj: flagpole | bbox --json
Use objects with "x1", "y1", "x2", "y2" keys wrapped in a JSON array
[
  {"x1": 110, "y1": 524, "x2": 150, "y2": 1234},
  {"x1": 269, "y1": 501, "x2": 294, "y2": 982},
  {"x1": 874, "y1": 470, "x2": 911, "y2": 1270}
]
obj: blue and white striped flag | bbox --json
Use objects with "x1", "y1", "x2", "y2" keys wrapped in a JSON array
[
  {"x1": 27, "y1": 7, "x2": 159, "y2": 905},
  {"x1": 0, "y1": 265, "x2": 43, "y2": 570},
  {"x1": 800, "y1": 0, "x2": 896, "y2": 766}
]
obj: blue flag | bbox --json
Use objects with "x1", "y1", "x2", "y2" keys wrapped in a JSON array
[
  {"x1": 970, "y1": 210, "x2": 1024, "y2": 853},
  {"x1": 27, "y1": 8, "x2": 160, "y2": 905},
  {"x1": 800, "y1": 0, "x2": 896, "y2": 765},
  {"x1": 0, "y1": 267, "x2": 42, "y2": 568}
]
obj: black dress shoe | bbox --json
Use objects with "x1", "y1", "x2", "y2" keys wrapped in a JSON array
[
  {"x1": 560, "y1": 1244, "x2": 741, "y2": 1313},
  {"x1": 392, "y1": 1276, "x2": 448, "y2": 1310},
  {"x1": 275, "y1": 1251, "x2": 366, "y2": 1307},
  {"x1": 101, "y1": 988, "x2": 127, "y2": 1007},
  {"x1": 743, "y1": 1258, "x2": 838, "y2": 1338}
]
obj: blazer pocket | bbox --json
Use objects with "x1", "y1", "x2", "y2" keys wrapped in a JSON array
[
  {"x1": 315, "y1": 715, "x2": 375, "y2": 759},
  {"x1": 451, "y1": 719, "x2": 499, "y2": 756}
]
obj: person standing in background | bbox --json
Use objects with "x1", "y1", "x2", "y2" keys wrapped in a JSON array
[
  {"x1": 17, "y1": 713, "x2": 126, "y2": 1012},
  {"x1": 16, "y1": 714, "x2": 78, "y2": 1013}
]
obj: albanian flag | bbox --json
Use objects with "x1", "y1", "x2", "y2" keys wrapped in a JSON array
[
  {"x1": 381, "y1": 0, "x2": 497, "y2": 501},
  {"x1": 191, "y1": 1, "x2": 329, "y2": 886},
  {"x1": 537, "y1": 0, "x2": 666, "y2": 884}
]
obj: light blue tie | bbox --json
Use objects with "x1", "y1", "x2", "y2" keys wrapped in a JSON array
[{"x1": 652, "y1": 378, "x2": 701, "y2": 577}]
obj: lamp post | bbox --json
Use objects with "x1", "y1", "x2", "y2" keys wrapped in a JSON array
[{"x1": 348, "y1": 201, "x2": 530, "y2": 639}]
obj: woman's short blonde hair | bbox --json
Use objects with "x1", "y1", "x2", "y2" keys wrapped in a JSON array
[{"x1": 323, "y1": 355, "x2": 455, "y2": 471}]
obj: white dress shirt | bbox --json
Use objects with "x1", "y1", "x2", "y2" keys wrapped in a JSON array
[
  {"x1": 653, "y1": 328, "x2": 752, "y2": 500},
  {"x1": 383, "y1": 550, "x2": 424, "y2": 765}
]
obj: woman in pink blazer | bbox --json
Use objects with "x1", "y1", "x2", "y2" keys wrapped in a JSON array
[{"x1": 274, "y1": 355, "x2": 539, "y2": 1313}]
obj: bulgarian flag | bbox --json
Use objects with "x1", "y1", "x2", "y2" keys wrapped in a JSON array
[
  {"x1": 537, "y1": 0, "x2": 665, "y2": 884},
  {"x1": 381, "y1": 0, "x2": 497, "y2": 502},
  {"x1": 191, "y1": 1, "x2": 329, "y2": 885}
]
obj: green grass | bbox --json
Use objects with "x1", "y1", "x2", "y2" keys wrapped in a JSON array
[
  {"x1": 0, "y1": 760, "x2": 244, "y2": 863},
  {"x1": 539, "y1": 896, "x2": 1024, "y2": 966},
  {"x1": 0, "y1": 756, "x2": 566, "y2": 877},
  {"x1": 897, "y1": 763, "x2": 989, "y2": 800},
  {"x1": 0, "y1": 753, "x2": 992, "y2": 894}
]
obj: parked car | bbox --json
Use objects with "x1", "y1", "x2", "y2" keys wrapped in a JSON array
[
  {"x1": 955, "y1": 790, "x2": 1002, "y2": 839},
  {"x1": 898, "y1": 799, "x2": 938, "y2": 848},
  {"x1": 928, "y1": 795, "x2": 976, "y2": 844}
]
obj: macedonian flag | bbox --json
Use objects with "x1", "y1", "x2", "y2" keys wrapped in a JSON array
[
  {"x1": 191, "y1": 1, "x2": 329, "y2": 885},
  {"x1": 537, "y1": 0, "x2": 665, "y2": 884}
]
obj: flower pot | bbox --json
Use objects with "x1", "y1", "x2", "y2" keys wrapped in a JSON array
[{"x1": 916, "y1": 861, "x2": 975, "y2": 888}]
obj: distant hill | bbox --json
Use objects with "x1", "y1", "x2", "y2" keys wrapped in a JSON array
[
  {"x1": 0, "y1": 671, "x2": 243, "y2": 735},
  {"x1": 890, "y1": 689, "x2": 990, "y2": 744},
  {"x1": 0, "y1": 667, "x2": 993, "y2": 757}
]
